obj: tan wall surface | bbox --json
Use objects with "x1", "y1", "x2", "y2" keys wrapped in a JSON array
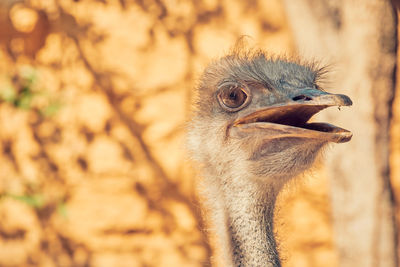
[{"x1": 0, "y1": 1, "x2": 398, "y2": 267}]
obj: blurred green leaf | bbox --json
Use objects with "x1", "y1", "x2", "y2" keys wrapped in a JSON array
[
  {"x1": 57, "y1": 202, "x2": 68, "y2": 218},
  {"x1": 8, "y1": 194, "x2": 45, "y2": 208},
  {"x1": 0, "y1": 66, "x2": 64, "y2": 116},
  {"x1": 0, "y1": 86, "x2": 17, "y2": 102},
  {"x1": 40, "y1": 101, "x2": 62, "y2": 117},
  {"x1": 14, "y1": 87, "x2": 34, "y2": 109},
  {"x1": 20, "y1": 65, "x2": 37, "y2": 85}
]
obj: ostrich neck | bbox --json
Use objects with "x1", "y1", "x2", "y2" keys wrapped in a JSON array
[{"x1": 221, "y1": 180, "x2": 281, "y2": 267}]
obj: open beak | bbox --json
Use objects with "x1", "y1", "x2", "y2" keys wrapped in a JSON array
[{"x1": 233, "y1": 91, "x2": 353, "y2": 143}]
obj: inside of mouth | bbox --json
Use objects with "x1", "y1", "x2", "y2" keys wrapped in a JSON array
[
  {"x1": 241, "y1": 105, "x2": 345, "y2": 133},
  {"x1": 250, "y1": 106, "x2": 321, "y2": 126}
]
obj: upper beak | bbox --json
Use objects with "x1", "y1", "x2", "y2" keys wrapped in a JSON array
[{"x1": 232, "y1": 89, "x2": 353, "y2": 143}]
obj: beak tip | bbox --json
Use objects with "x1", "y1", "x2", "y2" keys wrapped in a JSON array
[
  {"x1": 338, "y1": 94, "x2": 353, "y2": 106},
  {"x1": 337, "y1": 133, "x2": 353, "y2": 143}
]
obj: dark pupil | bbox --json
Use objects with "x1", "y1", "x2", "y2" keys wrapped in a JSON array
[{"x1": 222, "y1": 87, "x2": 246, "y2": 108}]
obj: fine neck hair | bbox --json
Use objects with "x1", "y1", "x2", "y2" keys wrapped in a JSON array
[{"x1": 196, "y1": 148, "x2": 293, "y2": 267}]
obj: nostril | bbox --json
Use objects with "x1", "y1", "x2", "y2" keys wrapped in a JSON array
[{"x1": 292, "y1": 95, "x2": 312, "y2": 101}]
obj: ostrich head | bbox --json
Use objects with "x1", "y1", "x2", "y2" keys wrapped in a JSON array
[
  {"x1": 187, "y1": 49, "x2": 352, "y2": 266},
  {"x1": 188, "y1": 50, "x2": 352, "y2": 188}
]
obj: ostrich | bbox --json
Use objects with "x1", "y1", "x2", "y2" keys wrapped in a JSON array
[{"x1": 187, "y1": 49, "x2": 352, "y2": 267}]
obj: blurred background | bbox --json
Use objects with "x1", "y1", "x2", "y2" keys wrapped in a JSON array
[{"x1": 0, "y1": 1, "x2": 399, "y2": 267}]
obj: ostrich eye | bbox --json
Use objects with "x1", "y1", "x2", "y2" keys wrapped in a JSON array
[{"x1": 217, "y1": 83, "x2": 249, "y2": 111}]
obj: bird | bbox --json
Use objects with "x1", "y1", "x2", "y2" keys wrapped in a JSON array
[{"x1": 187, "y1": 48, "x2": 352, "y2": 267}]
